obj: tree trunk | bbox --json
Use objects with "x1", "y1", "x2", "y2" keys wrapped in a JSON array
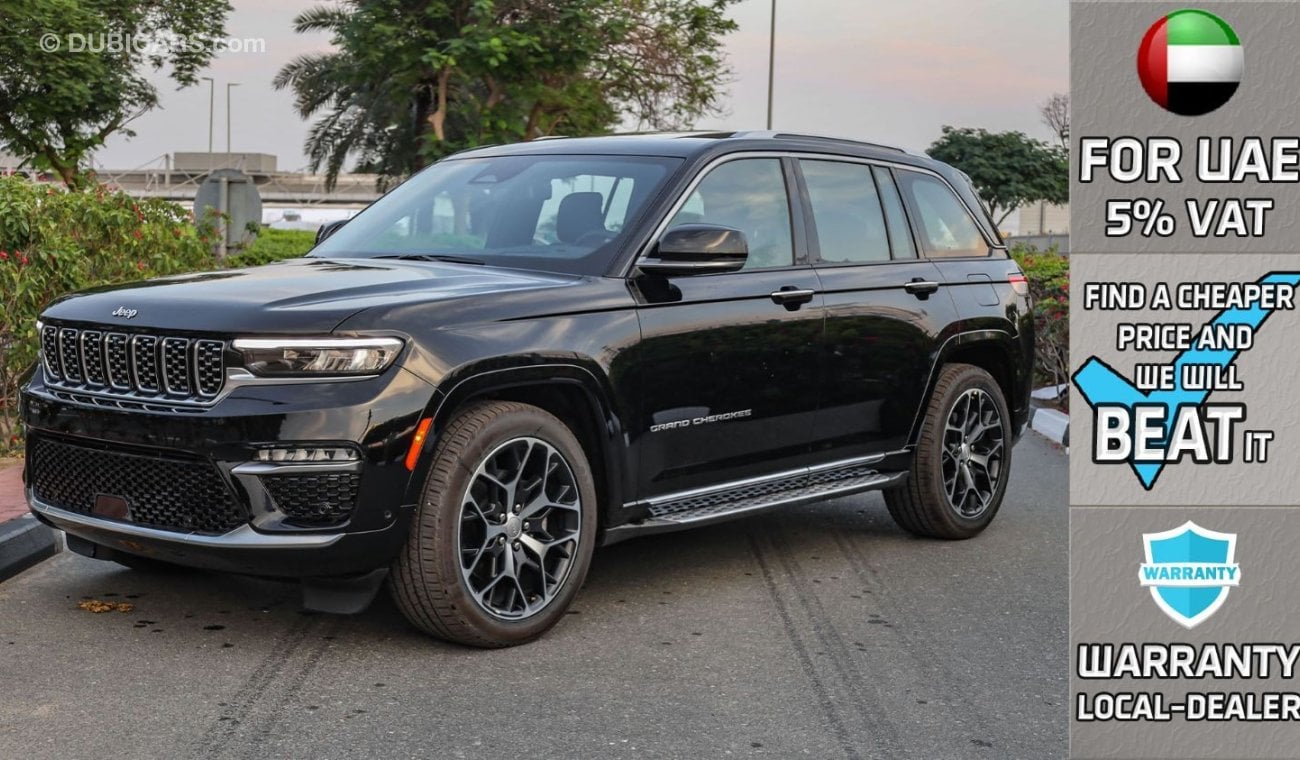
[{"x1": 427, "y1": 67, "x2": 452, "y2": 142}]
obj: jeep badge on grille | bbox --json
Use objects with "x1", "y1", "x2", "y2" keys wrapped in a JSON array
[{"x1": 111, "y1": 306, "x2": 138, "y2": 319}]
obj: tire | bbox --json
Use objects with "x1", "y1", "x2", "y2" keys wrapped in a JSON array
[
  {"x1": 391, "y1": 400, "x2": 598, "y2": 647},
  {"x1": 885, "y1": 363, "x2": 1012, "y2": 540}
]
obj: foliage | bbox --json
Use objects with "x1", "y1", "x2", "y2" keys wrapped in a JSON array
[
  {"x1": 0, "y1": 176, "x2": 220, "y2": 452},
  {"x1": 926, "y1": 127, "x2": 1068, "y2": 231},
  {"x1": 0, "y1": 0, "x2": 231, "y2": 187},
  {"x1": 226, "y1": 227, "x2": 317, "y2": 267},
  {"x1": 274, "y1": 0, "x2": 739, "y2": 188},
  {"x1": 1010, "y1": 244, "x2": 1069, "y2": 399}
]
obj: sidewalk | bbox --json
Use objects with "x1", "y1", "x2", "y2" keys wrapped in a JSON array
[
  {"x1": 0, "y1": 460, "x2": 27, "y2": 522},
  {"x1": 0, "y1": 458, "x2": 58, "y2": 581}
]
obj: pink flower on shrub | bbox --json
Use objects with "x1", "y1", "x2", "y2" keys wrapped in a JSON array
[
  {"x1": 0, "y1": 251, "x2": 7, "y2": 261},
  {"x1": 136, "y1": 261, "x2": 146, "y2": 271},
  {"x1": 18, "y1": 253, "x2": 28, "y2": 266},
  {"x1": 133, "y1": 229, "x2": 143, "y2": 240}
]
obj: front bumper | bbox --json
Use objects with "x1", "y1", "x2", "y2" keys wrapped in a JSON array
[
  {"x1": 21, "y1": 365, "x2": 437, "y2": 578},
  {"x1": 30, "y1": 492, "x2": 406, "y2": 577}
]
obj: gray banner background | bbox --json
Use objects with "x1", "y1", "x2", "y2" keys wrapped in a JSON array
[
  {"x1": 1071, "y1": 2, "x2": 1300, "y2": 758},
  {"x1": 1069, "y1": 252, "x2": 1300, "y2": 506},
  {"x1": 1073, "y1": 1, "x2": 1300, "y2": 254},
  {"x1": 1072, "y1": 507, "x2": 1300, "y2": 759}
]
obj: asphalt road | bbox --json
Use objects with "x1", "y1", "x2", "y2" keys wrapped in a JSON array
[{"x1": 0, "y1": 433, "x2": 1067, "y2": 760}]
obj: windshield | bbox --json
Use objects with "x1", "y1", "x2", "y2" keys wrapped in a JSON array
[{"x1": 309, "y1": 154, "x2": 681, "y2": 275}]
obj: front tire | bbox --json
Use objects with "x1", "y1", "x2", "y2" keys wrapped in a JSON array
[
  {"x1": 885, "y1": 363, "x2": 1011, "y2": 540},
  {"x1": 391, "y1": 401, "x2": 597, "y2": 647}
]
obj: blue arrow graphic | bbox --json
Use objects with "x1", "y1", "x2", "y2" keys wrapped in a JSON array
[{"x1": 1072, "y1": 272, "x2": 1300, "y2": 489}]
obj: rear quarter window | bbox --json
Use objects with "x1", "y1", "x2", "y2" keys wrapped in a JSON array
[{"x1": 896, "y1": 171, "x2": 991, "y2": 259}]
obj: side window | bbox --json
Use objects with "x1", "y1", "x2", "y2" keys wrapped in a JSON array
[
  {"x1": 667, "y1": 159, "x2": 794, "y2": 270},
  {"x1": 897, "y1": 171, "x2": 990, "y2": 258},
  {"x1": 873, "y1": 167, "x2": 916, "y2": 259},
  {"x1": 800, "y1": 160, "x2": 890, "y2": 265}
]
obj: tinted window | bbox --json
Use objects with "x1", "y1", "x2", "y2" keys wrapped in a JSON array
[
  {"x1": 873, "y1": 166, "x2": 916, "y2": 259},
  {"x1": 800, "y1": 160, "x2": 890, "y2": 265},
  {"x1": 310, "y1": 155, "x2": 680, "y2": 275},
  {"x1": 897, "y1": 171, "x2": 990, "y2": 258},
  {"x1": 668, "y1": 159, "x2": 794, "y2": 270}
]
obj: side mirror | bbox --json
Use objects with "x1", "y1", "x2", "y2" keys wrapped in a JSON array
[
  {"x1": 638, "y1": 224, "x2": 748, "y2": 276},
  {"x1": 315, "y1": 218, "x2": 349, "y2": 245}
]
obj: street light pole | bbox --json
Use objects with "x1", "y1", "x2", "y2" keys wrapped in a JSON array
[
  {"x1": 201, "y1": 77, "x2": 214, "y2": 159},
  {"x1": 225, "y1": 82, "x2": 240, "y2": 167},
  {"x1": 766, "y1": 0, "x2": 777, "y2": 130}
]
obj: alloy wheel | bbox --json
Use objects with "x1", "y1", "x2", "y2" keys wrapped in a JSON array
[
  {"x1": 940, "y1": 389, "x2": 1005, "y2": 519},
  {"x1": 457, "y1": 436, "x2": 582, "y2": 620}
]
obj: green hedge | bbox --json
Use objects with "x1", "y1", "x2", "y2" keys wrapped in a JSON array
[
  {"x1": 0, "y1": 177, "x2": 221, "y2": 453},
  {"x1": 1010, "y1": 244, "x2": 1069, "y2": 398},
  {"x1": 227, "y1": 227, "x2": 317, "y2": 267}
]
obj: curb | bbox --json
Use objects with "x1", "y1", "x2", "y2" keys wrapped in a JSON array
[
  {"x1": 0, "y1": 515, "x2": 59, "y2": 583},
  {"x1": 1031, "y1": 407, "x2": 1070, "y2": 451}
]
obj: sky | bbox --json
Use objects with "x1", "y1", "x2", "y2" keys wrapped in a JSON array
[{"x1": 92, "y1": 0, "x2": 1069, "y2": 172}]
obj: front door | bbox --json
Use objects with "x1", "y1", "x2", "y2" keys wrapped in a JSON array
[{"x1": 631, "y1": 156, "x2": 824, "y2": 499}]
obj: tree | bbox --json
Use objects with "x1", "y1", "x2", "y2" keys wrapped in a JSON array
[
  {"x1": 274, "y1": 0, "x2": 739, "y2": 188},
  {"x1": 1040, "y1": 92, "x2": 1069, "y2": 150},
  {"x1": 926, "y1": 126, "x2": 1068, "y2": 230},
  {"x1": 0, "y1": 0, "x2": 231, "y2": 187}
]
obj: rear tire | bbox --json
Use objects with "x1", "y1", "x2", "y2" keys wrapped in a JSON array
[
  {"x1": 391, "y1": 401, "x2": 597, "y2": 647},
  {"x1": 885, "y1": 363, "x2": 1011, "y2": 540}
]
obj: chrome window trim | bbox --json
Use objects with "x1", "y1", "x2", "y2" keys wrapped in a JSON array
[{"x1": 624, "y1": 150, "x2": 1000, "y2": 278}]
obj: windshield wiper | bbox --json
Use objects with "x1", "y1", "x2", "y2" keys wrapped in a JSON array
[{"x1": 375, "y1": 254, "x2": 486, "y2": 266}]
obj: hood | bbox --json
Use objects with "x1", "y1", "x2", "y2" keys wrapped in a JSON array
[{"x1": 40, "y1": 258, "x2": 579, "y2": 334}]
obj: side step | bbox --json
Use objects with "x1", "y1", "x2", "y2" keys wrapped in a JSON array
[{"x1": 602, "y1": 463, "x2": 907, "y2": 544}]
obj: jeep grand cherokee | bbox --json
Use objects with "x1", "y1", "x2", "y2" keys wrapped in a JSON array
[{"x1": 22, "y1": 132, "x2": 1034, "y2": 647}]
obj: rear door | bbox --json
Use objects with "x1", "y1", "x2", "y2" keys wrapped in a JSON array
[
  {"x1": 796, "y1": 159, "x2": 958, "y2": 462},
  {"x1": 892, "y1": 168, "x2": 1015, "y2": 312},
  {"x1": 631, "y1": 155, "x2": 825, "y2": 498}
]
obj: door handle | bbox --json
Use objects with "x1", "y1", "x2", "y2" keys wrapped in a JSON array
[
  {"x1": 770, "y1": 287, "x2": 816, "y2": 310},
  {"x1": 904, "y1": 279, "x2": 941, "y2": 300}
]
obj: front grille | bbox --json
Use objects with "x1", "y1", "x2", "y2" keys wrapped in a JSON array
[
  {"x1": 40, "y1": 323, "x2": 226, "y2": 404},
  {"x1": 28, "y1": 436, "x2": 246, "y2": 534},
  {"x1": 261, "y1": 472, "x2": 361, "y2": 526}
]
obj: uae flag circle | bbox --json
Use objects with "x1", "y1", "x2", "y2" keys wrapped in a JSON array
[{"x1": 1138, "y1": 9, "x2": 1243, "y2": 116}]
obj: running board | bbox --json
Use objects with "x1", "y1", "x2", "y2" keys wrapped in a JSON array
[{"x1": 602, "y1": 467, "x2": 907, "y2": 545}]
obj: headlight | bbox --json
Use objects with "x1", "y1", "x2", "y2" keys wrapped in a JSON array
[{"x1": 232, "y1": 337, "x2": 404, "y2": 376}]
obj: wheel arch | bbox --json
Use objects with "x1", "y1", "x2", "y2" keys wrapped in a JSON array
[
  {"x1": 407, "y1": 361, "x2": 630, "y2": 531},
  {"x1": 909, "y1": 329, "x2": 1026, "y2": 447}
]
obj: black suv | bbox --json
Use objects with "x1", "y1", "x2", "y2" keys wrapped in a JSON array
[{"x1": 22, "y1": 132, "x2": 1033, "y2": 647}]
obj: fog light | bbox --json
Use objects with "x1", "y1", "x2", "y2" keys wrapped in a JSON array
[{"x1": 254, "y1": 446, "x2": 361, "y2": 464}]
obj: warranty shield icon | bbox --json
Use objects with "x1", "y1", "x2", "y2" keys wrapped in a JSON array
[{"x1": 1139, "y1": 521, "x2": 1240, "y2": 629}]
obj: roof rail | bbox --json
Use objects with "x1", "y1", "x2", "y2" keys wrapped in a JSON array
[{"x1": 731, "y1": 130, "x2": 909, "y2": 155}]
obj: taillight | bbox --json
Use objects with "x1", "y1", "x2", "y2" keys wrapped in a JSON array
[{"x1": 1008, "y1": 272, "x2": 1029, "y2": 297}]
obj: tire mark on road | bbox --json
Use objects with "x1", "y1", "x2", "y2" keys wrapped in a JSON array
[
  {"x1": 759, "y1": 525, "x2": 904, "y2": 758},
  {"x1": 748, "y1": 531, "x2": 862, "y2": 760},
  {"x1": 238, "y1": 617, "x2": 345, "y2": 759},
  {"x1": 194, "y1": 616, "x2": 321, "y2": 758},
  {"x1": 829, "y1": 528, "x2": 998, "y2": 732}
]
